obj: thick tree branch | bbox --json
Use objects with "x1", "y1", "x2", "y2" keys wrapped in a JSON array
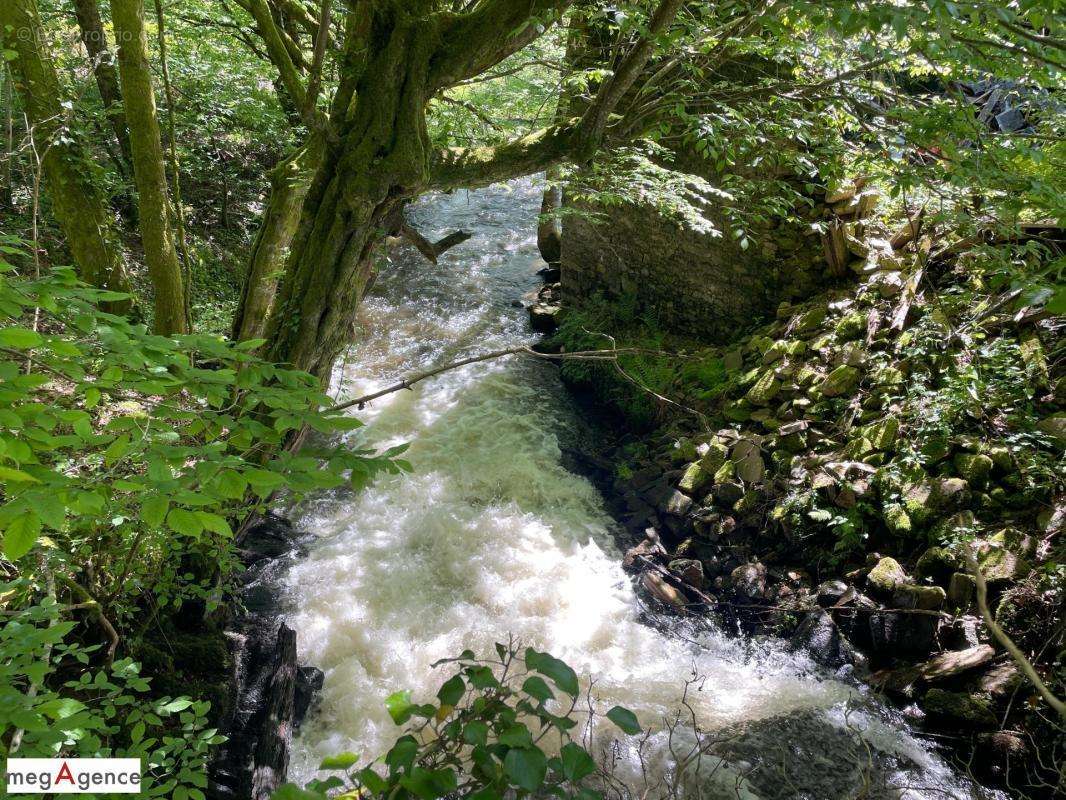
[
  {"x1": 429, "y1": 0, "x2": 685, "y2": 190},
  {"x1": 429, "y1": 123, "x2": 579, "y2": 191},
  {"x1": 577, "y1": 0, "x2": 684, "y2": 144},
  {"x1": 302, "y1": 0, "x2": 331, "y2": 117},
  {"x1": 243, "y1": 0, "x2": 307, "y2": 110},
  {"x1": 428, "y1": 0, "x2": 571, "y2": 93}
]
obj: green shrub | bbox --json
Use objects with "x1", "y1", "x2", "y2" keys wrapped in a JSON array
[{"x1": 276, "y1": 643, "x2": 639, "y2": 800}]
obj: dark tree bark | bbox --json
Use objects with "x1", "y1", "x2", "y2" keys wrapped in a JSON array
[{"x1": 250, "y1": 623, "x2": 297, "y2": 800}]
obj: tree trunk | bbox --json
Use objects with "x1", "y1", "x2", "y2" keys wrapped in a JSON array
[
  {"x1": 72, "y1": 0, "x2": 133, "y2": 167},
  {"x1": 537, "y1": 173, "x2": 562, "y2": 265},
  {"x1": 263, "y1": 16, "x2": 439, "y2": 379},
  {"x1": 2, "y1": 65, "x2": 14, "y2": 211},
  {"x1": 0, "y1": 0, "x2": 131, "y2": 300},
  {"x1": 111, "y1": 0, "x2": 189, "y2": 334},
  {"x1": 233, "y1": 134, "x2": 323, "y2": 342}
]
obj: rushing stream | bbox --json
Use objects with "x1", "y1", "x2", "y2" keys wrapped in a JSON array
[{"x1": 282, "y1": 180, "x2": 995, "y2": 799}]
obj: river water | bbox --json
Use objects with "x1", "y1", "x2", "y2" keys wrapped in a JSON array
[{"x1": 282, "y1": 180, "x2": 993, "y2": 799}]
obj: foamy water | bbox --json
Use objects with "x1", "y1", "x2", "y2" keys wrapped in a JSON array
[{"x1": 282, "y1": 180, "x2": 995, "y2": 799}]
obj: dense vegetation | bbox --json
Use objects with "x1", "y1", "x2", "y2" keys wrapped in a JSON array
[{"x1": 0, "y1": 0, "x2": 1062, "y2": 797}]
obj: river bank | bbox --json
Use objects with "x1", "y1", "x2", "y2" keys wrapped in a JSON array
[{"x1": 544, "y1": 183, "x2": 1065, "y2": 798}]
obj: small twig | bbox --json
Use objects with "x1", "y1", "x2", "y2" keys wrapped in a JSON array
[
  {"x1": 328, "y1": 345, "x2": 686, "y2": 413},
  {"x1": 57, "y1": 573, "x2": 119, "y2": 667}
]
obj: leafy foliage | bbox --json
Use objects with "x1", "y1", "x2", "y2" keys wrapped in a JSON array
[
  {"x1": 274, "y1": 642, "x2": 639, "y2": 800},
  {"x1": 0, "y1": 582, "x2": 222, "y2": 798},
  {"x1": 0, "y1": 237, "x2": 405, "y2": 616}
]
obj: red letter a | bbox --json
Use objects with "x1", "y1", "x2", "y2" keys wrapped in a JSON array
[{"x1": 56, "y1": 762, "x2": 75, "y2": 785}]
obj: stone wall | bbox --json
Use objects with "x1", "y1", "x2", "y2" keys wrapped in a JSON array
[{"x1": 560, "y1": 187, "x2": 826, "y2": 342}]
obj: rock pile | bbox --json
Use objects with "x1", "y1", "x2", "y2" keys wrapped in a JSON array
[{"x1": 590, "y1": 180, "x2": 1064, "y2": 789}]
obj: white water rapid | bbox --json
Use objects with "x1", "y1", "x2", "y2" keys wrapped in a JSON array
[{"x1": 282, "y1": 179, "x2": 996, "y2": 800}]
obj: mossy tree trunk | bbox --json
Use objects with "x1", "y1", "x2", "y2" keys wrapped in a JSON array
[
  {"x1": 0, "y1": 0, "x2": 131, "y2": 300},
  {"x1": 233, "y1": 134, "x2": 323, "y2": 342},
  {"x1": 262, "y1": 0, "x2": 681, "y2": 380},
  {"x1": 71, "y1": 0, "x2": 133, "y2": 169},
  {"x1": 111, "y1": 0, "x2": 189, "y2": 334}
]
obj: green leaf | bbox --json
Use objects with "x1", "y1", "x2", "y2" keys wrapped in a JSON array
[
  {"x1": 521, "y1": 676, "x2": 554, "y2": 703},
  {"x1": 0, "y1": 466, "x2": 40, "y2": 483},
  {"x1": 196, "y1": 511, "x2": 232, "y2": 537},
  {"x1": 605, "y1": 706, "x2": 641, "y2": 735},
  {"x1": 385, "y1": 735, "x2": 418, "y2": 774},
  {"x1": 503, "y1": 747, "x2": 547, "y2": 792},
  {"x1": 4, "y1": 510, "x2": 41, "y2": 559},
  {"x1": 167, "y1": 508, "x2": 204, "y2": 537},
  {"x1": 0, "y1": 327, "x2": 43, "y2": 348},
  {"x1": 355, "y1": 768, "x2": 386, "y2": 794},
  {"x1": 436, "y1": 674, "x2": 465, "y2": 706},
  {"x1": 215, "y1": 470, "x2": 247, "y2": 499},
  {"x1": 142, "y1": 496, "x2": 169, "y2": 528},
  {"x1": 385, "y1": 689, "x2": 415, "y2": 725},
  {"x1": 245, "y1": 468, "x2": 285, "y2": 497},
  {"x1": 103, "y1": 435, "x2": 130, "y2": 465},
  {"x1": 462, "y1": 720, "x2": 489, "y2": 746},
  {"x1": 400, "y1": 766, "x2": 457, "y2": 800},
  {"x1": 560, "y1": 742, "x2": 597, "y2": 782},
  {"x1": 525, "y1": 647, "x2": 579, "y2": 697},
  {"x1": 498, "y1": 724, "x2": 532, "y2": 748},
  {"x1": 319, "y1": 752, "x2": 359, "y2": 771}
]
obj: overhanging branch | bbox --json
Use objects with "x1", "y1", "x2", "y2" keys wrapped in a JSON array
[{"x1": 429, "y1": 0, "x2": 572, "y2": 92}]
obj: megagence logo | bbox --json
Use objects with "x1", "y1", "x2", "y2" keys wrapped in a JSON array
[{"x1": 3, "y1": 758, "x2": 141, "y2": 794}]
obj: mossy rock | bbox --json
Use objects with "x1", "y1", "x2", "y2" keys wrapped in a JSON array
[
  {"x1": 872, "y1": 366, "x2": 904, "y2": 386},
  {"x1": 883, "y1": 503, "x2": 912, "y2": 535},
  {"x1": 761, "y1": 340, "x2": 787, "y2": 365},
  {"x1": 748, "y1": 335, "x2": 775, "y2": 355},
  {"x1": 745, "y1": 369, "x2": 781, "y2": 406},
  {"x1": 723, "y1": 400, "x2": 751, "y2": 422},
  {"x1": 817, "y1": 365, "x2": 861, "y2": 397},
  {"x1": 893, "y1": 583, "x2": 946, "y2": 610},
  {"x1": 795, "y1": 366, "x2": 819, "y2": 387},
  {"x1": 953, "y1": 452, "x2": 993, "y2": 489},
  {"x1": 672, "y1": 438, "x2": 699, "y2": 463},
  {"x1": 699, "y1": 440, "x2": 729, "y2": 473},
  {"x1": 977, "y1": 530, "x2": 1027, "y2": 583},
  {"x1": 713, "y1": 459, "x2": 735, "y2": 484},
  {"x1": 923, "y1": 689, "x2": 996, "y2": 728},
  {"x1": 867, "y1": 556, "x2": 907, "y2": 597},
  {"x1": 736, "y1": 452, "x2": 765, "y2": 484},
  {"x1": 1036, "y1": 412, "x2": 1066, "y2": 450},
  {"x1": 915, "y1": 546, "x2": 960, "y2": 585},
  {"x1": 919, "y1": 435, "x2": 952, "y2": 463},
  {"x1": 678, "y1": 462, "x2": 710, "y2": 495},
  {"x1": 834, "y1": 311, "x2": 866, "y2": 340},
  {"x1": 903, "y1": 478, "x2": 969, "y2": 527},
  {"x1": 793, "y1": 304, "x2": 828, "y2": 333},
  {"x1": 864, "y1": 417, "x2": 899, "y2": 451},
  {"x1": 930, "y1": 511, "x2": 976, "y2": 545}
]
